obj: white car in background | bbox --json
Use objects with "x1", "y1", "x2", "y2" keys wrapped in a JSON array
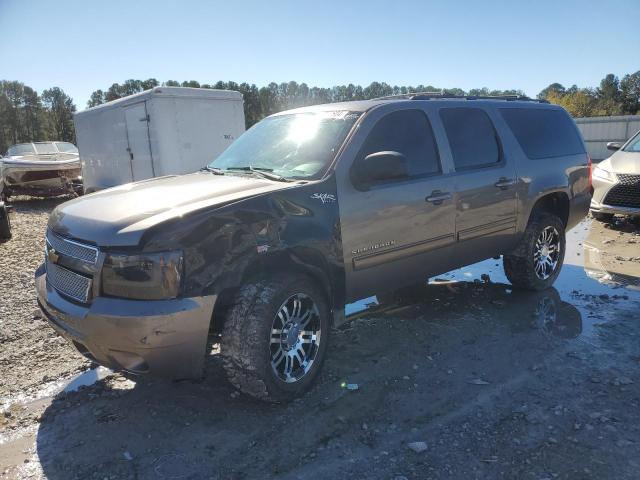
[{"x1": 590, "y1": 129, "x2": 640, "y2": 222}]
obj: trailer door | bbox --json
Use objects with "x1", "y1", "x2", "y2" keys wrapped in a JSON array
[{"x1": 124, "y1": 102, "x2": 155, "y2": 181}]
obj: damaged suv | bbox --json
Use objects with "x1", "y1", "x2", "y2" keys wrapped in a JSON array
[{"x1": 36, "y1": 95, "x2": 591, "y2": 401}]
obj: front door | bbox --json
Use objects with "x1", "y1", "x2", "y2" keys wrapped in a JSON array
[
  {"x1": 124, "y1": 102, "x2": 155, "y2": 181},
  {"x1": 337, "y1": 107, "x2": 457, "y2": 302},
  {"x1": 438, "y1": 107, "x2": 518, "y2": 263}
]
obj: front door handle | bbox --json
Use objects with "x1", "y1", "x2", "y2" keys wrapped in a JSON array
[
  {"x1": 425, "y1": 190, "x2": 452, "y2": 205},
  {"x1": 494, "y1": 177, "x2": 516, "y2": 190}
]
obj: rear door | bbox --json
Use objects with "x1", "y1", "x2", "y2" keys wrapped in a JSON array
[
  {"x1": 336, "y1": 106, "x2": 457, "y2": 302},
  {"x1": 124, "y1": 102, "x2": 155, "y2": 181},
  {"x1": 438, "y1": 106, "x2": 518, "y2": 263}
]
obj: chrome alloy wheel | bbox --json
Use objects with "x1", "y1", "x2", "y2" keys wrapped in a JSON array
[
  {"x1": 534, "y1": 226, "x2": 561, "y2": 280},
  {"x1": 270, "y1": 293, "x2": 321, "y2": 383}
]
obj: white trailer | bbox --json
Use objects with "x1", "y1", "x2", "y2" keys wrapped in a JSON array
[{"x1": 74, "y1": 87, "x2": 245, "y2": 192}]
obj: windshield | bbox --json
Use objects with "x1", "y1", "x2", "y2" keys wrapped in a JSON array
[
  {"x1": 623, "y1": 131, "x2": 640, "y2": 153},
  {"x1": 55, "y1": 142, "x2": 78, "y2": 153},
  {"x1": 7, "y1": 143, "x2": 36, "y2": 156},
  {"x1": 210, "y1": 111, "x2": 360, "y2": 179},
  {"x1": 34, "y1": 142, "x2": 58, "y2": 154}
]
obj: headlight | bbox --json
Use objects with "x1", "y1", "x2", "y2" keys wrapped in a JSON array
[
  {"x1": 593, "y1": 166, "x2": 616, "y2": 182},
  {"x1": 102, "y1": 251, "x2": 183, "y2": 300}
]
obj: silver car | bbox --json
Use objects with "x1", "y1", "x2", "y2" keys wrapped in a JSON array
[{"x1": 590, "y1": 130, "x2": 640, "y2": 222}]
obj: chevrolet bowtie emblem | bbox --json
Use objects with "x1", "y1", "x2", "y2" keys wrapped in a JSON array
[{"x1": 47, "y1": 247, "x2": 59, "y2": 264}]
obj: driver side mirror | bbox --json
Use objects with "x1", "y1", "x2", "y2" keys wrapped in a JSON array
[
  {"x1": 607, "y1": 141, "x2": 623, "y2": 151},
  {"x1": 351, "y1": 151, "x2": 409, "y2": 190}
]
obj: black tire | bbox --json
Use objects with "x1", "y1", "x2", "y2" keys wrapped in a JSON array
[
  {"x1": 592, "y1": 211, "x2": 614, "y2": 223},
  {"x1": 221, "y1": 274, "x2": 330, "y2": 402},
  {"x1": 503, "y1": 213, "x2": 566, "y2": 291},
  {"x1": 0, "y1": 203, "x2": 11, "y2": 242}
]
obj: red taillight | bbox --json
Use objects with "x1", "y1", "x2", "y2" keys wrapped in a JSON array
[{"x1": 587, "y1": 154, "x2": 592, "y2": 188}]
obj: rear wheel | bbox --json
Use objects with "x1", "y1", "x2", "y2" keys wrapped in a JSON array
[
  {"x1": 592, "y1": 211, "x2": 614, "y2": 223},
  {"x1": 221, "y1": 274, "x2": 330, "y2": 402},
  {"x1": 504, "y1": 213, "x2": 565, "y2": 291}
]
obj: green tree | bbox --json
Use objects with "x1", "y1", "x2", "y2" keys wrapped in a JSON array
[
  {"x1": 598, "y1": 74, "x2": 620, "y2": 102},
  {"x1": 87, "y1": 89, "x2": 105, "y2": 108},
  {"x1": 620, "y1": 71, "x2": 640, "y2": 114},
  {"x1": 547, "y1": 90, "x2": 596, "y2": 117},
  {"x1": 537, "y1": 83, "x2": 566, "y2": 99},
  {"x1": 42, "y1": 87, "x2": 76, "y2": 142}
]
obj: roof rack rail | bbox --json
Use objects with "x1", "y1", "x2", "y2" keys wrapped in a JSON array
[{"x1": 374, "y1": 91, "x2": 549, "y2": 104}]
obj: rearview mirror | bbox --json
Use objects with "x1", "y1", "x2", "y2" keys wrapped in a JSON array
[
  {"x1": 351, "y1": 151, "x2": 408, "y2": 190},
  {"x1": 607, "y1": 141, "x2": 623, "y2": 151}
]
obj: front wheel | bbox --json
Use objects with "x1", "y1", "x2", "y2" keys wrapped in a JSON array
[
  {"x1": 221, "y1": 274, "x2": 330, "y2": 402},
  {"x1": 503, "y1": 213, "x2": 566, "y2": 291}
]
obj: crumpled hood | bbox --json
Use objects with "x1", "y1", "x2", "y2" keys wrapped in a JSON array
[
  {"x1": 600, "y1": 150, "x2": 640, "y2": 174},
  {"x1": 49, "y1": 172, "x2": 294, "y2": 246}
]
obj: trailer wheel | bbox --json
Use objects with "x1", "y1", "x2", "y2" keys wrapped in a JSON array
[
  {"x1": 0, "y1": 203, "x2": 12, "y2": 242},
  {"x1": 221, "y1": 274, "x2": 330, "y2": 402}
]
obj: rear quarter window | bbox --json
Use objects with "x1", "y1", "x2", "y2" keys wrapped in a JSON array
[{"x1": 499, "y1": 108, "x2": 585, "y2": 159}]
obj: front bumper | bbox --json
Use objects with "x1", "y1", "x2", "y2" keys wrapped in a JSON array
[
  {"x1": 590, "y1": 176, "x2": 640, "y2": 217},
  {"x1": 35, "y1": 265, "x2": 216, "y2": 379}
]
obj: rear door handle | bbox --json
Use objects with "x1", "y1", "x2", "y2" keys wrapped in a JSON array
[
  {"x1": 494, "y1": 177, "x2": 516, "y2": 190},
  {"x1": 425, "y1": 191, "x2": 452, "y2": 205}
]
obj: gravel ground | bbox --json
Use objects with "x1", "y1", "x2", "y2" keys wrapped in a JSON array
[
  {"x1": 0, "y1": 197, "x2": 90, "y2": 403},
  {"x1": 1, "y1": 198, "x2": 640, "y2": 480}
]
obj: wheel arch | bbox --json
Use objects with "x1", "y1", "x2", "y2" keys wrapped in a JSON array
[
  {"x1": 211, "y1": 246, "x2": 344, "y2": 333},
  {"x1": 525, "y1": 190, "x2": 570, "y2": 229}
]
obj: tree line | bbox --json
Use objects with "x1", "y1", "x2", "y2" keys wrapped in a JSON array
[
  {"x1": 538, "y1": 72, "x2": 640, "y2": 117},
  {"x1": 1, "y1": 71, "x2": 639, "y2": 154},
  {"x1": 0, "y1": 80, "x2": 76, "y2": 154}
]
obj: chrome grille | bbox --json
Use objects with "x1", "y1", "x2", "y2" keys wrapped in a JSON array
[
  {"x1": 46, "y1": 261, "x2": 92, "y2": 303},
  {"x1": 46, "y1": 230, "x2": 98, "y2": 264},
  {"x1": 604, "y1": 182, "x2": 640, "y2": 209},
  {"x1": 617, "y1": 174, "x2": 640, "y2": 186}
]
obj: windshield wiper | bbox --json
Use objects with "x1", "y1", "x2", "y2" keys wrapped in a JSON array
[
  {"x1": 226, "y1": 166, "x2": 291, "y2": 182},
  {"x1": 201, "y1": 165, "x2": 225, "y2": 175}
]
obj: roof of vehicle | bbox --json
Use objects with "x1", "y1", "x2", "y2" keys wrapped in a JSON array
[
  {"x1": 274, "y1": 94, "x2": 557, "y2": 116},
  {"x1": 76, "y1": 87, "x2": 243, "y2": 116}
]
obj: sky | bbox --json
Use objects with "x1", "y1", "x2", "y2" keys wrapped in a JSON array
[{"x1": 1, "y1": 0, "x2": 639, "y2": 109}]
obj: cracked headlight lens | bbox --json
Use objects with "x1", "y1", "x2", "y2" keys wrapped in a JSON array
[{"x1": 102, "y1": 251, "x2": 183, "y2": 300}]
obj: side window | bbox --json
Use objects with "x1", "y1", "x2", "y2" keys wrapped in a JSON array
[
  {"x1": 440, "y1": 108, "x2": 501, "y2": 170},
  {"x1": 499, "y1": 108, "x2": 585, "y2": 159},
  {"x1": 359, "y1": 109, "x2": 440, "y2": 178}
]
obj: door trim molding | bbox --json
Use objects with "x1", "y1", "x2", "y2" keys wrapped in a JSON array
[
  {"x1": 353, "y1": 233, "x2": 454, "y2": 271},
  {"x1": 457, "y1": 217, "x2": 516, "y2": 241}
]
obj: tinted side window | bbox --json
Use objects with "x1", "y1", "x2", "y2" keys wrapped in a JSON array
[
  {"x1": 499, "y1": 108, "x2": 585, "y2": 159},
  {"x1": 360, "y1": 109, "x2": 440, "y2": 178},
  {"x1": 440, "y1": 108, "x2": 501, "y2": 170}
]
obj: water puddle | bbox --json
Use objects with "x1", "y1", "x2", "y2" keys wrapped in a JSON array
[
  {"x1": 62, "y1": 366, "x2": 112, "y2": 393},
  {"x1": 1, "y1": 367, "x2": 113, "y2": 415},
  {"x1": 345, "y1": 219, "x2": 640, "y2": 341}
]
